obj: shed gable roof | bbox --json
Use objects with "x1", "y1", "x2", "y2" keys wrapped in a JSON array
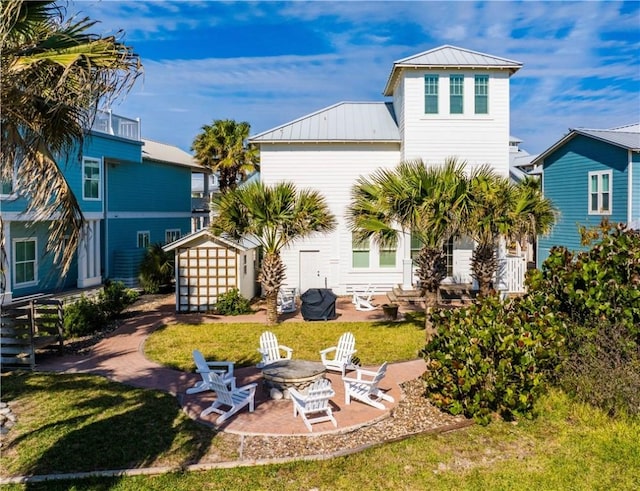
[
  {"x1": 383, "y1": 45, "x2": 522, "y2": 96},
  {"x1": 249, "y1": 102, "x2": 400, "y2": 143},
  {"x1": 162, "y1": 229, "x2": 258, "y2": 253}
]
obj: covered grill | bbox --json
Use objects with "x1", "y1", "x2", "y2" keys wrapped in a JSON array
[{"x1": 300, "y1": 288, "x2": 337, "y2": 321}]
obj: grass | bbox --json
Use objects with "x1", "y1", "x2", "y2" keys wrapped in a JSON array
[
  {"x1": 144, "y1": 313, "x2": 427, "y2": 371},
  {"x1": 1, "y1": 374, "x2": 639, "y2": 490}
]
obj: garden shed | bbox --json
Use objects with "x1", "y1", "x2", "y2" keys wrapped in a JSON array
[{"x1": 163, "y1": 230, "x2": 259, "y2": 313}]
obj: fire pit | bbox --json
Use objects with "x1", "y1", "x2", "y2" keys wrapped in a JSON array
[{"x1": 261, "y1": 359, "x2": 327, "y2": 399}]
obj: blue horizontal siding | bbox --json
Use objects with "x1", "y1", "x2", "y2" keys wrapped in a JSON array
[
  {"x1": 633, "y1": 158, "x2": 640, "y2": 222},
  {"x1": 538, "y1": 135, "x2": 630, "y2": 266},
  {"x1": 104, "y1": 217, "x2": 190, "y2": 279},
  {"x1": 107, "y1": 160, "x2": 191, "y2": 212},
  {"x1": 8, "y1": 221, "x2": 77, "y2": 298}
]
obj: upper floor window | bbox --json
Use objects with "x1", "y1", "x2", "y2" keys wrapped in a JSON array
[
  {"x1": 424, "y1": 75, "x2": 439, "y2": 114},
  {"x1": 82, "y1": 157, "x2": 101, "y2": 200},
  {"x1": 165, "y1": 229, "x2": 180, "y2": 244},
  {"x1": 589, "y1": 171, "x2": 612, "y2": 215},
  {"x1": 352, "y1": 235, "x2": 370, "y2": 268},
  {"x1": 13, "y1": 238, "x2": 37, "y2": 286},
  {"x1": 1, "y1": 179, "x2": 13, "y2": 196},
  {"x1": 450, "y1": 75, "x2": 464, "y2": 114},
  {"x1": 137, "y1": 231, "x2": 150, "y2": 249},
  {"x1": 475, "y1": 75, "x2": 489, "y2": 114}
]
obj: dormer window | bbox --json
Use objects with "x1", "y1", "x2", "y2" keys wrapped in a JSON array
[
  {"x1": 450, "y1": 75, "x2": 464, "y2": 114},
  {"x1": 424, "y1": 75, "x2": 439, "y2": 114}
]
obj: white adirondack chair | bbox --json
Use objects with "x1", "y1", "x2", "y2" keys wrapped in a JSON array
[
  {"x1": 342, "y1": 362, "x2": 395, "y2": 410},
  {"x1": 289, "y1": 378, "x2": 337, "y2": 432},
  {"x1": 277, "y1": 287, "x2": 297, "y2": 314},
  {"x1": 186, "y1": 349, "x2": 235, "y2": 395},
  {"x1": 352, "y1": 284, "x2": 377, "y2": 311},
  {"x1": 320, "y1": 332, "x2": 357, "y2": 375},
  {"x1": 200, "y1": 372, "x2": 258, "y2": 425},
  {"x1": 257, "y1": 331, "x2": 293, "y2": 368}
]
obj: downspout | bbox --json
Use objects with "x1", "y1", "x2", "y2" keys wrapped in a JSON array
[
  {"x1": 104, "y1": 157, "x2": 109, "y2": 279},
  {"x1": 628, "y1": 149, "x2": 633, "y2": 225}
]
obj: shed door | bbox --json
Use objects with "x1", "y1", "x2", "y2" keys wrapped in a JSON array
[{"x1": 299, "y1": 250, "x2": 324, "y2": 294}]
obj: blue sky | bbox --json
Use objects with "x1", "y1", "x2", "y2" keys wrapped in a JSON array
[{"x1": 73, "y1": 0, "x2": 639, "y2": 155}]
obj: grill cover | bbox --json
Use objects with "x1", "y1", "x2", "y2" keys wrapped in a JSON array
[{"x1": 300, "y1": 288, "x2": 337, "y2": 321}]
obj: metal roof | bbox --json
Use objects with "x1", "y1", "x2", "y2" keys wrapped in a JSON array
[
  {"x1": 383, "y1": 45, "x2": 522, "y2": 96},
  {"x1": 533, "y1": 124, "x2": 640, "y2": 165},
  {"x1": 249, "y1": 102, "x2": 400, "y2": 143},
  {"x1": 142, "y1": 139, "x2": 203, "y2": 170},
  {"x1": 163, "y1": 229, "x2": 259, "y2": 253}
]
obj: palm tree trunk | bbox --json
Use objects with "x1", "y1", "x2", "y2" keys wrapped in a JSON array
[{"x1": 265, "y1": 290, "x2": 278, "y2": 326}]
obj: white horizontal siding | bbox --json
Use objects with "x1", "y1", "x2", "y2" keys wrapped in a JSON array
[
  {"x1": 400, "y1": 70, "x2": 511, "y2": 176},
  {"x1": 260, "y1": 143, "x2": 401, "y2": 294}
]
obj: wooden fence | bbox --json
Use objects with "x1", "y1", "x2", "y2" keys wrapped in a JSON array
[{"x1": 1, "y1": 299, "x2": 64, "y2": 370}]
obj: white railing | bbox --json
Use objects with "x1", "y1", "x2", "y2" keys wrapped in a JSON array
[
  {"x1": 91, "y1": 109, "x2": 140, "y2": 141},
  {"x1": 497, "y1": 255, "x2": 527, "y2": 294}
]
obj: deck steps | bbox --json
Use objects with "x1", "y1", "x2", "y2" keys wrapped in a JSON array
[{"x1": 386, "y1": 283, "x2": 478, "y2": 307}]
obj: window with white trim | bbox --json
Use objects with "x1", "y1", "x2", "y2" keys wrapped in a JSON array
[
  {"x1": 450, "y1": 75, "x2": 464, "y2": 114},
  {"x1": 379, "y1": 244, "x2": 397, "y2": 268},
  {"x1": 165, "y1": 229, "x2": 180, "y2": 244},
  {"x1": 82, "y1": 157, "x2": 101, "y2": 200},
  {"x1": 411, "y1": 234, "x2": 454, "y2": 276},
  {"x1": 137, "y1": 231, "x2": 150, "y2": 248},
  {"x1": 588, "y1": 171, "x2": 612, "y2": 215},
  {"x1": 424, "y1": 75, "x2": 439, "y2": 114},
  {"x1": 475, "y1": 75, "x2": 489, "y2": 114},
  {"x1": 13, "y1": 238, "x2": 37, "y2": 286},
  {"x1": 352, "y1": 235, "x2": 370, "y2": 268}
]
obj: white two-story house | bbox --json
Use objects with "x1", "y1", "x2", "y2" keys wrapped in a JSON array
[{"x1": 249, "y1": 45, "x2": 522, "y2": 295}]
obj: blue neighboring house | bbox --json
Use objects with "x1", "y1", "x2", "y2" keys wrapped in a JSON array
[
  {"x1": 1, "y1": 110, "x2": 202, "y2": 304},
  {"x1": 533, "y1": 123, "x2": 640, "y2": 267}
]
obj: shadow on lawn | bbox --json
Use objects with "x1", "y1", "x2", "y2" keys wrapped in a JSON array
[{"x1": 1, "y1": 372, "x2": 215, "y2": 483}]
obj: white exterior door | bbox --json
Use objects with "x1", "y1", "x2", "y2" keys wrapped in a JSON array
[{"x1": 299, "y1": 250, "x2": 325, "y2": 293}]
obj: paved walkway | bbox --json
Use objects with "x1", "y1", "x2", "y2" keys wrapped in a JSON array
[{"x1": 36, "y1": 295, "x2": 427, "y2": 436}]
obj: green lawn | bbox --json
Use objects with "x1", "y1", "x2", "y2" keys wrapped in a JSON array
[
  {"x1": 2, "y1": 372, "x2": 638, "y2": 490},
  {"x1": 144, "y1": 314, "x2": 427, "y2": 371}
]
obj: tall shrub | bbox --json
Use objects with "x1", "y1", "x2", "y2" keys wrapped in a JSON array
[
  {"x1": 421, "y1": 294, "x2": 566, "y2": 425},
  {"x1": 526, "y1": 221, "x2": 640, "y2": 416},
  {"x1": 138, "y1": 243, "x2": 174, "y2": 294}
]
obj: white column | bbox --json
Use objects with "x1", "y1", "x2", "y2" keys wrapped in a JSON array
[
  {"x1": 1, "y1": 222, "x2": 13, "y2": 304},
  {"x1": 77, "y1": 220, "x2": 102, "y2": 288}
]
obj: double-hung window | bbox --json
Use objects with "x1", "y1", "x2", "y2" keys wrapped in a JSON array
[
  {"x1": 83, "y1": 157, "x2": 101, "y2": 200},
  {"x1": 352, "y1": 235, "x2": 370, "y2": 268},
  {"x1": 424, "y1": 75, "x2": 439, "y2": 114},
  {"x1": 137, "y1": 231, "x2": 150, "y2": 249},
  {"x1": 474, "y1": 75, "x2": 489, "y2": 114},
  {"x1": 14, "y1": 238, "x2": 37, "y2": 286},
  {"x1": 450, "y1": 75, "x2": 464, "y2": 114},
  {"x1": 379, "y1": 244, "x2": 396, "y2": 268},
  {"x1": 589, "y1": 171, "x2": 612, "y2": 214},
  {"x1": 165, "y1": 229, "x2": 180, "y2": 244}
]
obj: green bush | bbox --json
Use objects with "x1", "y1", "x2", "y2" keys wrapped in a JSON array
[
  {"x1": 527, "y1": 221, "x2": 640, "y2": 415},
  {"x1": 421, "y1": 294, "x2": 566, "y2": 425},
  {"x1": 63, "y1": 295, "x2": 107, "y2": 337},
  {"x1": 99, "y1": 280, "x2": 139, "y2": 319},
  {"x1": 138, "y1": 243, "x2": 174, "y2": 294},
  {"x1": 214, "y1": 289, "x2": 252, "y2": 316},
  {"x1": 63, "y1": 283, "x2": 139, "y2": 337}
]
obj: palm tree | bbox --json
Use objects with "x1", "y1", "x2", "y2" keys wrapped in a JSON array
[
  {"x1": 1, "y1": 0, "x2": 142, "y2": 284},
  {"x1": 507, "y1": 176, "x2": 557, "y2": 259},
  {"x1": 210, "y1": 181, "x2": 336, "y2": 325},
  {"x1": 347, "y1": 159, "x2": 471, "y2": 334},
  {"x1": 463, "y1": 169, "x2": 556, "y2": 296},
  {"x1": 192, "y1": 119, "x2": 259, "y2": 193}
]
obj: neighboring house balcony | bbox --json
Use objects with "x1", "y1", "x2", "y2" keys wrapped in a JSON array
[{"x1": 91, "y1": 109, "x2": 140, "y2": 141}]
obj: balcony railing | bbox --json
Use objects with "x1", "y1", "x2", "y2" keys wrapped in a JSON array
[{"x1": 91, "y1": 109, "x2": 140, "y2": 141}]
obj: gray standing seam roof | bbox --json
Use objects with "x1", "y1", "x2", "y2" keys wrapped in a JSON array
[
  {"x1": 249, "y1": 102, "x2": 400, "y2": 143},
  {"x1": 383, "y1": 45, "x2": 522, "y2": 96},
  {"x1": 573, "y1": 129, "x2": 640, "y2": 151}
]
